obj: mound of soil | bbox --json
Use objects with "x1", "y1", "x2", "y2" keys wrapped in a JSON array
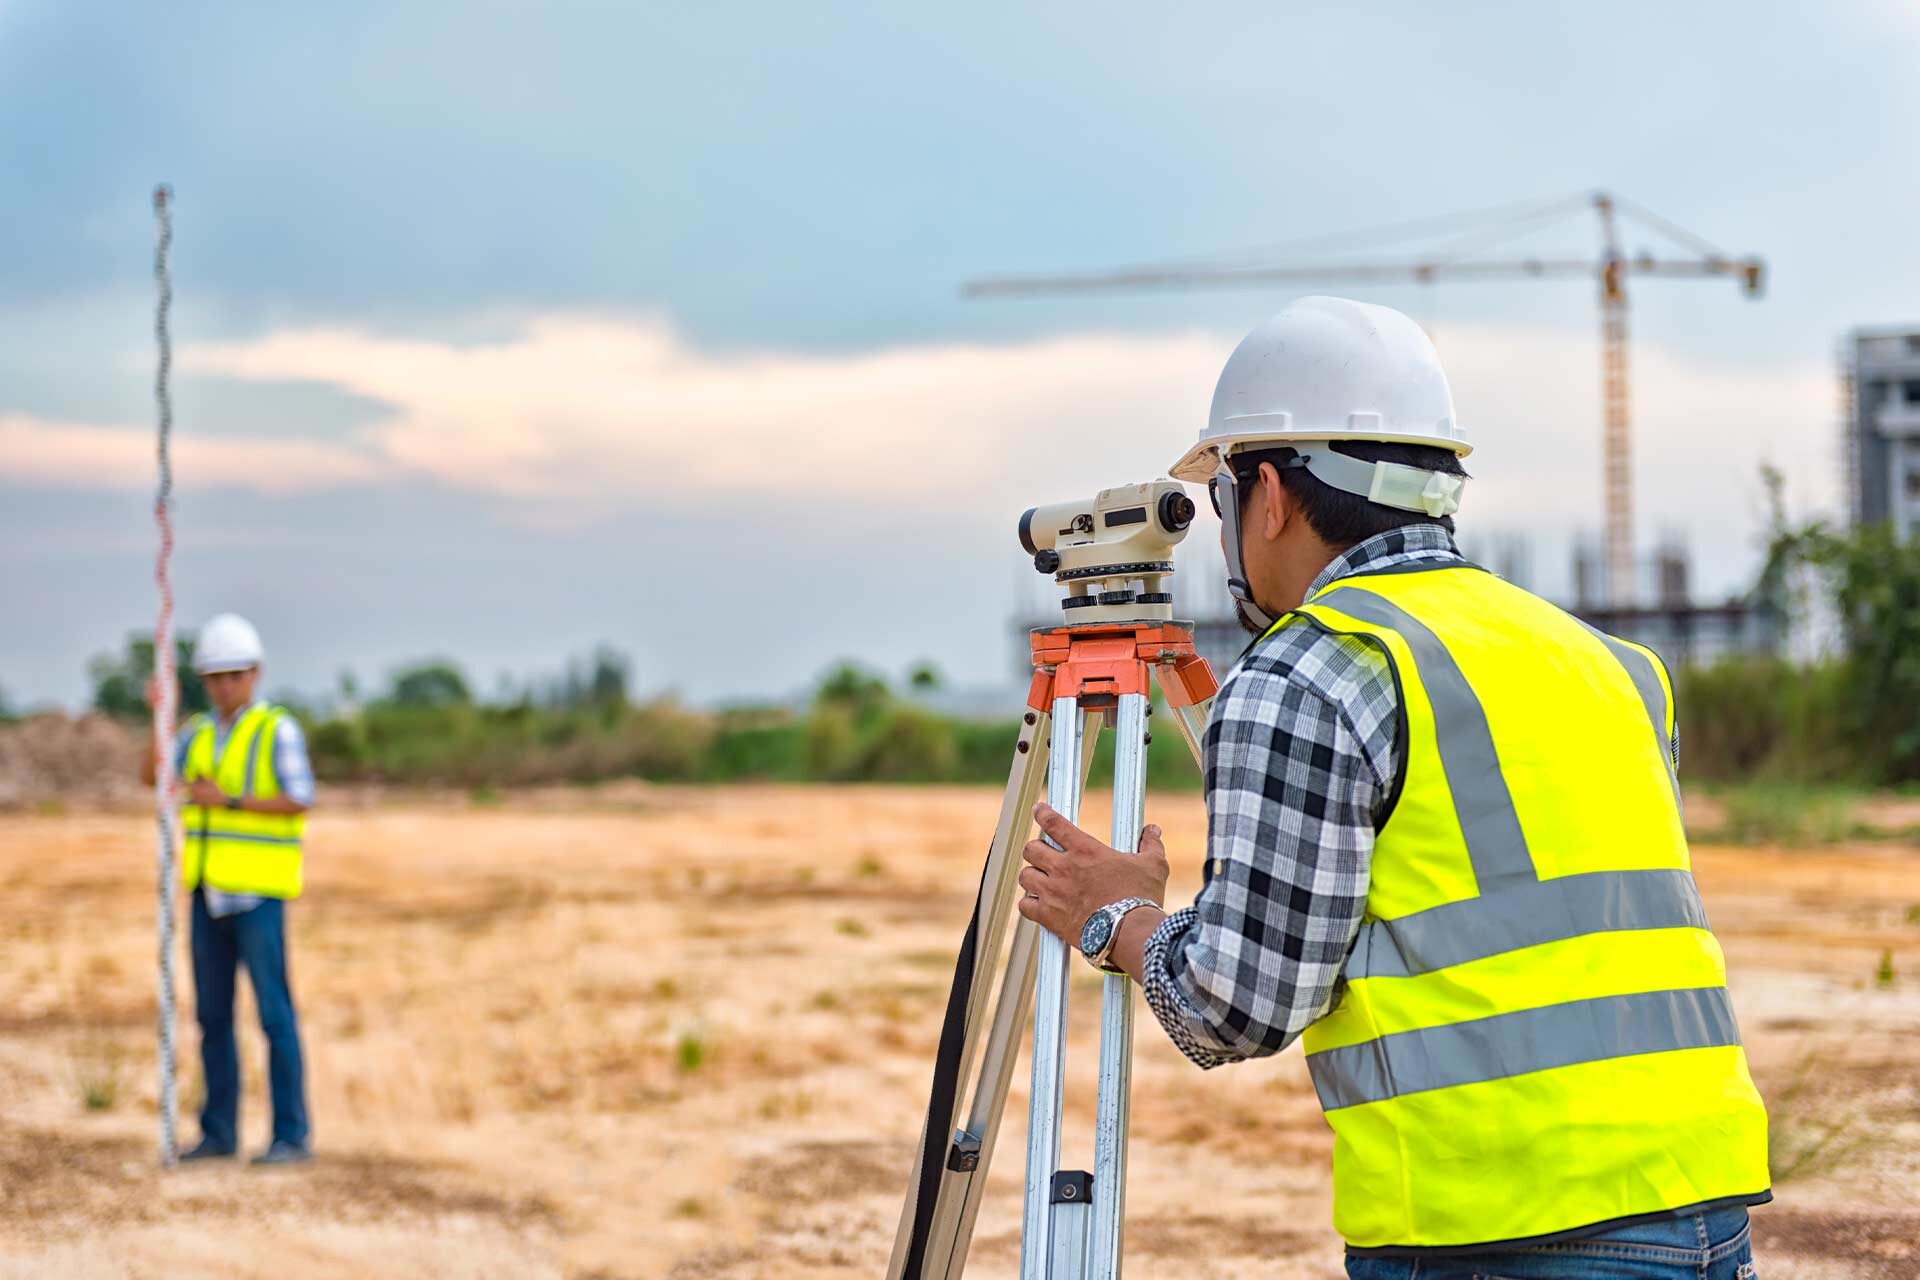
[{"x1": 0, "y1": 714, "x2": 145, "y2": 811}]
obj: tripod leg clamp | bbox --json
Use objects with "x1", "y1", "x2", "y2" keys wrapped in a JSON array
[
  {"x1": 947, "y1": 1130, "x2": 983, "y2": 1172},
  {"x1": 1050, "y1": 1170, "x2": 1093, "y2": 1204}
]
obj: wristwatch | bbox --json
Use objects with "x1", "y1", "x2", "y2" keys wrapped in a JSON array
[
  {"x1": 1078, "y1": 897, "x2": 1158, "y2": 975},
  {"x1": 223, "y1": 795, "x2": 242, "y2": 810}
]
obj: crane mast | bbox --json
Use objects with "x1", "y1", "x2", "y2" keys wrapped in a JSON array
[{"x1": 1595, "y1": 193, "x2": 1634, "y2": 604}]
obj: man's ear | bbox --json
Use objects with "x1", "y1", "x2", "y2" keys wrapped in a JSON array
[{"x1": 1256, "y1": 461, "x2": 1293, "y2": 541}]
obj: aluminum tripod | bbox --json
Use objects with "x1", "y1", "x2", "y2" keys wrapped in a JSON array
[{"x1": 890, "y1": 620, "x2": 1216, "y2": 1280}]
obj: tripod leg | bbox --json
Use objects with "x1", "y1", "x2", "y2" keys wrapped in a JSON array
[
  {"x1": 1087, "y1": 690, "x2": 1151, "y2": 1278},
  {"x1": 1152, "y1": 663, "x2": 1214, "y2": 771},
  {"x1": 892, "y1": 705, "x2": 1107, "y2": 1280},
  {"x1": 934, "y1": 709, "x2": 1102, "y2": 1280},
  {"x1": 890, "y1": 704, "x2": 1054, "y2": 1280},
  {"x1": 1020, "y1": 696, "x2": 1092, "y2": 1279}
]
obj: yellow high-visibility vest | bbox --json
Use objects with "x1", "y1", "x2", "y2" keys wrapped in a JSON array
[
  {"x1": 180, "y1": 703, "x2": 305, "y2": 899},
  {"x1": 1272, "y1": 563, "x2": 1769, "y2": 1250}
]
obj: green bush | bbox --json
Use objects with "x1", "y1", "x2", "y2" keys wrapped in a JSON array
[
  {"x1": 814, "y1": 663, "x2": 891, "y2": 721},
  {"x1": 306, "y1": 717, "x2": 369, "y2": 776},
  {"x1": 1675, "y1": 660, "x2": 1855, "y2": 784},
  {"x1": 304, "y1": 697, "x2": 714, "y2": 786},
  {"x1": 1082, "y1": 702, "x2": 1204, "y2": 792},
  {"x1": 953, "y1": 719, "x2": 1026, "y2": 781},
  {"x1": 1699, "y1": 784, "x2": 1858, "y2": 846},
  {"x1": 854, "y1": 706, "x2": 961, "y2": 781},
  {"x1": 88, "y1": 633, "x2": 206, "y2": 721},
  {"x1": 1751, "y1": 513, "x2": 1920, "y2": 784},
  {"x1": 803, "y1": 704, "x2": 863, "y2": 780},
  {"x1": 384, "y1": 660, "x2": 472, "y2": 709},
  {"x1": 278, "y1": 665, "x2": 1215, "y2": 790},
  {"x1": 704, "y1": 716, "x2": 808, "y2": 780}
]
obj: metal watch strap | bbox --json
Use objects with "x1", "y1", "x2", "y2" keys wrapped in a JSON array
[{"x1": 1085, "y1": 896, "x2": 1157, "y2": 973}]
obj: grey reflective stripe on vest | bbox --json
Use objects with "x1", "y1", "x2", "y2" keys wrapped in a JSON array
[
  {"x1": 1314, "y1": 586, "x2": 1536, "y2": 890},
  {"x1": 200, "y1": 830, "x2": 302, "y2": 847},
  {"x1": 1349, "y1": 868, "x2": 1711, "y2": 979},
  {"x1": 242, "y1": 710, "x2": 271, "y2": 799},
  {"x1": 1306, "y1": 985, "x2": 1741, "y2": 1111},
  {"x1": 1299, "y1": 586, "x2": 1707, "y2": 979}
]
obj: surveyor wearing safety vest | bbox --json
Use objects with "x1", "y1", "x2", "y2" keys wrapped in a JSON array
[
  {"x1": 1015, "y1": 297, "x2": 1770, "y2": 1278},
  {"x1": 142, "y1": 612, "x2": 314, "y2": 1166}
]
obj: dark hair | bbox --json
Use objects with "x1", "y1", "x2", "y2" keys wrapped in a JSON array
[{"x1": 1232, "y1": 439, "x2": 1468, "y2": 549}]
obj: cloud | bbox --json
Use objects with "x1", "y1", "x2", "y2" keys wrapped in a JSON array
[
  {"x1": 173, "y1": 315, "x2": 1227, "y2": 506},
  {"x1": 3, "y1": 311, "x2": 1834, "y2": 566},
  {"x1": 1426, "y1": 323, "x2": 1836, "y2": 528},
  {"x1": 0, "y1": 413, "x2": 384, "y2": 494}
]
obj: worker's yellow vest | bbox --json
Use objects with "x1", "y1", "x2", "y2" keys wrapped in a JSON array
[
  {"x1": 1272, "y1": 564, "x2": 1769, "y2": 1250},
  {"x1": 180, "y1": 704, "x2": 305, "y2": 899}
]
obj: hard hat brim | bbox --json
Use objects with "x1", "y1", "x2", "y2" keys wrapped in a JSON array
[
  {"x1": 1169, "y1": 428, "x2": 1474, "y2": 484},
  {"x1": 193, "y1": 660, "x2": 261, "y2": 675}
]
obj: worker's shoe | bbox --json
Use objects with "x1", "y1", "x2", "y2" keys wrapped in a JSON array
[
  {"x1": 178, "y1": 1138, "x2": 236, "y2": 1162},
  {"x1": 251, "y1": 1140, "x2": 312, "y2": 1166}
]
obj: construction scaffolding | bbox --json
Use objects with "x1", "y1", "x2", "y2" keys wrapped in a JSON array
[{"x1": 1844, "y1": 324, "x2": 1920, "y2": 542}]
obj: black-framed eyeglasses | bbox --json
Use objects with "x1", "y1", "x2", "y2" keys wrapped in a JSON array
[
  {"x1": 1206, "y1": 466, "x2": 1257, "y2": 518},
  {"x1": 1210, "y1": 453, "x2": 1309, "y2": 517}
]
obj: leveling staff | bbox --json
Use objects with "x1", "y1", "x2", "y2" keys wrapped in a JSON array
[{"x1": 1016, "y1": 297, "x2": 1770, "y2": 1279}]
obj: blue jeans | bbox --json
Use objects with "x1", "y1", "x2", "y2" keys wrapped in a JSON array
[
  {"x1": 1347, "y1": 1206, "x2": 1755, "y2": 1279},
  {"x1": 190, "y1": 890, "x2": 309, "y2": 1149}
]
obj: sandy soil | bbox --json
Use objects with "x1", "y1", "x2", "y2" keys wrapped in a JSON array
[{"x1": 2, "y1": 787, "x2": 1917, "y2": 1279}]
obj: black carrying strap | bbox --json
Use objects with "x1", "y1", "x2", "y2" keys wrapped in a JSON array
[{"x1": 899, "y1": 852, "x2": 992, "y2": 1279}]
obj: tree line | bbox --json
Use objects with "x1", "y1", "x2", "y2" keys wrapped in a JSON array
[{"x1": 67, "y1": 510, "x2": 1920, "y2": 789}]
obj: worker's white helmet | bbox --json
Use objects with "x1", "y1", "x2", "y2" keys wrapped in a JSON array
[
  {"x1": 193, "y1": 613, "x2": 264, "y2": 674},
  {"x1": 1168, "y1": 296, "x2": 1471, "y2": 516}
]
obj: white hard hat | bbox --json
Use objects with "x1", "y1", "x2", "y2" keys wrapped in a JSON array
[
  {"x1": 193, "y1": 613, "x2": 265, "y2": 674},
  {"x1": 1169, "y1": 296, "x2": 1471, "y2": 513}
]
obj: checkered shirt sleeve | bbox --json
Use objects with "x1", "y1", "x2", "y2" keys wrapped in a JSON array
[
  {"x1": 1139, "y1": 626, "x2": 1398, "y2": 1068},
  {"x1": 270, "y1": 714, "x2": 316, "y2": 808}
]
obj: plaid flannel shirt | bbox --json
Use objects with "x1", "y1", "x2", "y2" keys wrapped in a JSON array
[{"x1": 1139, "y1": 525, "x2": 1464, "y2": 1069}]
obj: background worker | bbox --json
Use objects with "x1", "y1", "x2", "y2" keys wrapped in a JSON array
[
  {"x1": 143, "y1": 612, "x2": 314, "y2": 1165},
  {"x1": 1015, "y1": 297, "x2": 1771, "y2": 1279}
]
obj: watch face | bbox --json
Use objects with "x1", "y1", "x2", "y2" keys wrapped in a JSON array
[{"x1": 1079, "y1": 910, "x2": 1114, "y2": 958}]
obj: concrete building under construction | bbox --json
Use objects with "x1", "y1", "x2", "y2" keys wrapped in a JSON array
[
  {"x1": 1565, "y1": 537, "x2": 1782, "y2": 670},
  {"x1": 1844, "y1": 324, "x2": 1920, "y2": 541}
]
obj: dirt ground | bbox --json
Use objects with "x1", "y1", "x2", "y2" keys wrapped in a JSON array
[{"x1": 2, "y1": 786, "x2": 1918, "y2": 1279}]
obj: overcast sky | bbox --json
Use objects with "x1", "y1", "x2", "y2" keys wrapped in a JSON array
[{"x1": 4, "y1": 1, "x2": 1916, "y2": 708}]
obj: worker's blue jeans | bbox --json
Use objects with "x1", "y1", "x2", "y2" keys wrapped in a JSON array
[
  {"x1": 190, "y1": 890, "x2": 309, "y2": 1150},
  {"x1": 1346, "y1": 1206, "x2": 1755, "y2": 1279}
]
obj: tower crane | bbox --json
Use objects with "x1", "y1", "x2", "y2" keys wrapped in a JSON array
[{"x1": 965, "y1": 191, "x2": 1765, "y2": 606}]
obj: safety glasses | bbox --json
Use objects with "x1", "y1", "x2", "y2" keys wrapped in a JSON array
[
  {"x1": 1208, "y1": 452, "x2": 1306, "y2": 518},
  {"x1": 1210, "y1": 453, "x2": 1303, "y2": 633},
  {"x1": 1211, "y1": 464, "x2": 1243, "y2": 568}
]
